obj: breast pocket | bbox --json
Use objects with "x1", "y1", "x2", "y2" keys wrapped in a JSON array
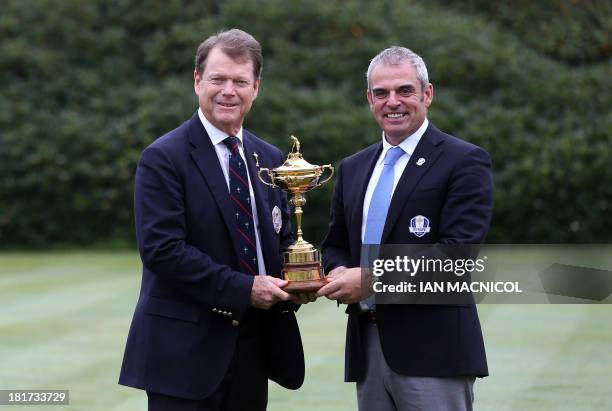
[{"x1": 410, "y1": 185, "x2": 443, "y2": 200}]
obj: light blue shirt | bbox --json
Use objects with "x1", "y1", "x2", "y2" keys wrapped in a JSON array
[{"x1": 361, "y1": 118, "x2": 429, "y2": 242}]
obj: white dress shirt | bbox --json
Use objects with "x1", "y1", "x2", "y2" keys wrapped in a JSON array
[
  {"x1": 198, "y1": 109, "x2": 267, "y2": 275},
  {"x1": 361, "y1": 118, "x2": 429, "y2": 242}
]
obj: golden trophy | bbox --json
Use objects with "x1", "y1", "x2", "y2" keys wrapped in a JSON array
[{"x1": 254, "y1": 136, "x2": 334, "y2": 293}]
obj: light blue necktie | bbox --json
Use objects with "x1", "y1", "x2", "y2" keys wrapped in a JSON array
[{"x1": 361, "y1": 146, "x2": 405, "y2": 310}]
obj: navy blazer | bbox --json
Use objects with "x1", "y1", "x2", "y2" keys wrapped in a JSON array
[
  {"x1": 119, "y1": 113, "x2": 304, "y2": 399},
  {"x1": 322, "y1": 123, "x2": 493, "y2": 381}
]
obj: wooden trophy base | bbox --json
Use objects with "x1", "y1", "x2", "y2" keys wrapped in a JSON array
[{"x1": 282, "y1": 262, "x2": 328, "y2": 293}]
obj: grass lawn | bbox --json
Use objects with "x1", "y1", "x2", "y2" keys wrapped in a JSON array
[{"x1": 1, "y1": 251, "x2": 611, "y2": 410}]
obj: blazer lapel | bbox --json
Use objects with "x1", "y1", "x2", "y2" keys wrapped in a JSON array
[
  {"x1": 242, "y1": 132, "x2": 278, "y2": 277},
  {"x1": 381, "y1": 125, "x2": 445, "y2": 243},
  {"x1": 187, "y1": 115, "x2": 243, "y2": 260},
  {"x1": 349, "y1": 143, "x2": 383, "y2": 257}
]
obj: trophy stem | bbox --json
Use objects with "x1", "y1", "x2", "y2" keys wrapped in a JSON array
[
  {"x1": 295, "y1": 206, "x2": 304, "y2": 242},
  {"x1": 291, "y1": 193, "x2": 306, "y2": 243}
]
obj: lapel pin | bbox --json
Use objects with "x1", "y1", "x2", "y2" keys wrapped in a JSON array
[
  {"x1": 252, "y1": 152, "x2": 260, "y2": 167},
  {"x1": 416, "y1": 157, "x2": 426, "y2": 166}
]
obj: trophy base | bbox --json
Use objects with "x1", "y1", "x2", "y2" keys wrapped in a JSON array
[
  {"x1": 282, "y1": 262, "x2": 328, "y2": 293},
  {"x1": 283, "y1": 278, "x2": 329, "y2": 293}
]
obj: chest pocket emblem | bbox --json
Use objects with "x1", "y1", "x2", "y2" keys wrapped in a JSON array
[{"x1": 409, "y1": 215, "x2": 431, "y2": 237}]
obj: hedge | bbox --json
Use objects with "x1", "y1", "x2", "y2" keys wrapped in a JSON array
[{"x1": 1, "y1": 0, "x2": 610, "y2": 247}]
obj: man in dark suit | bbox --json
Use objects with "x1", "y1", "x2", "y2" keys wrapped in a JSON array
[
  {"x1": 119, "y1": 29, "x2": 305, "y2": 411},
  {"x1": 318, "y1": 46, "x2": 493, "y2": 410}
]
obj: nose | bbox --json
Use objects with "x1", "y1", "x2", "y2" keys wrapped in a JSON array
[
  {"x1": 387, "y1": 91, "x2": 400, "y2": 107},
  {"x1": 221, "y1": 80, "x2": 236, "y2": 95}
]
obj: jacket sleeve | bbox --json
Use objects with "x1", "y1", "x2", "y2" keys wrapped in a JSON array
[
  {"x1": 321, "y1": 160, "x2": 354, "y2": 273},
  {"x1": 437, "y1": 146, "x2": 494, "y2": 244}
]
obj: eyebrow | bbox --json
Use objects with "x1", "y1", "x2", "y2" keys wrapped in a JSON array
[
  {"x1": 371, "y1": 83, "x2": 416, "y2": 92},
  {"x1": 207, "y1": 72, "x2": 251, "y2": 80}
]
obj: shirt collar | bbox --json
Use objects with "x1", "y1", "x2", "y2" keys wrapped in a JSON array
[
  {"x1": 198, "y1": 108, "x2": 244, "y2": 147},
  {"x1": 378, "y1": 118, "x2": 429, "y2": 165}
]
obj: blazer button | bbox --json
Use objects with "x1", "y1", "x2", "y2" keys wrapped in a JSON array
[
  {"x1": 212, "y1": 308, "x2": 218, "y2": 313},
  {"x1": 232, "y1": 320, "x2": 240, "y2": 327}
]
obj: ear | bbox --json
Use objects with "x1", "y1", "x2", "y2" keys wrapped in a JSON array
[
  {"x1": 252, "y1": 78, "x2": 260, "y2": 100},
  {"x1": 366, "y1": 89, "x2": 374, "y2": 110},
  {"x1": 193, "y1": 70, "x2": 201, "y2": 95},
  {"x1": 423, "y1": 83, "x2": 434, "y2": 108}
]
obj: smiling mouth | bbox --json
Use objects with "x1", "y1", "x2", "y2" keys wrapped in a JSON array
[
  {"x1": 218, "y1": 102, "x2": 238, "y2": 108},
  {"x1": 384, "y1": 113, "x2": 406, "y2": 119}
]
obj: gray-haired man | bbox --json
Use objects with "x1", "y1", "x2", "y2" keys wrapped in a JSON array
[{"x1": 318, "y1": 46, "x2": 492, "y2": 410}]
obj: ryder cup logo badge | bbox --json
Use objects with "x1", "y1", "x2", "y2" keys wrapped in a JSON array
[
  {"x1": 409, "y1": 215, "x2": 431, "y2": 237},
  {"x1": 272, "y1": 206, "x2": 282, "y2": 234}
]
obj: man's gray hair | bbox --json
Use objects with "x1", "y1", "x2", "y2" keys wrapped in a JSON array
[{"x1": 366, "y1": 47, "x2": 429, "y2": 91}]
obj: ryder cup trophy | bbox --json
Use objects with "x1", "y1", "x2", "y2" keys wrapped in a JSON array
[{"x1": 253, "y1": 136, "x2": 334, "y2": 293}]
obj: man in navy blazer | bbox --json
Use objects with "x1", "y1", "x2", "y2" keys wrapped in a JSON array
[
  {"x1": 318, "y1": 47, "x2": 493, "y2": 410},
  {"x1": 119, "y1": 29, "x2": 305, "y2": 411}
]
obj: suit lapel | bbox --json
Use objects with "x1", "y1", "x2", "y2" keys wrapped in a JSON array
[
  {"x1": 349, "y1": 143, "x2": 383, "y2": 256},
  {"x1": 381, "y1": 125, "x2": 445, "y2": 243},
  {"x1": 188, "y1": 115, "x2": 243, "y2": 261},
  {"x1": 243, "y1": 132, "x2": 278, "y2": 277}
]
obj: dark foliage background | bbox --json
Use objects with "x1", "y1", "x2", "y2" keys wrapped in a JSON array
[{"x1": 1, "y1": 0, "x2": 610, "y2": 247}]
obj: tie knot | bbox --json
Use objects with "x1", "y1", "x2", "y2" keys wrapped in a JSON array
[
  {"x1": 223, "y1": 136, "x2": 241, "y2": 154},
  {"x1": 383, "y1": 146, "x2": 405, "y2": 166}
]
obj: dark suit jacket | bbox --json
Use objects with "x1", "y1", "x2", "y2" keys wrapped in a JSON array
[
  {"x1": 119, "y1": 113, "x2": 304, "y2": 399},
  {"x1": 322, "y1": 123, "x2": 493, "y2": 382}
]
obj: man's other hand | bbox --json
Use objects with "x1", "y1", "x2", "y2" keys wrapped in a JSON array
[{"x1": 316, "y1": 267, "x2": 364, "y2": 304}]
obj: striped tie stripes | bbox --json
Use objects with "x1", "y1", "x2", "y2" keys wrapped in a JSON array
[{"x1": 223, "y1": 136, "x2": 259, "y2": 276}]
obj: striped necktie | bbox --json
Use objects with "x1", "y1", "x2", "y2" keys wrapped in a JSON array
[{"x1": 223, "y1": 136, "x2": 259, "y2": 276}]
